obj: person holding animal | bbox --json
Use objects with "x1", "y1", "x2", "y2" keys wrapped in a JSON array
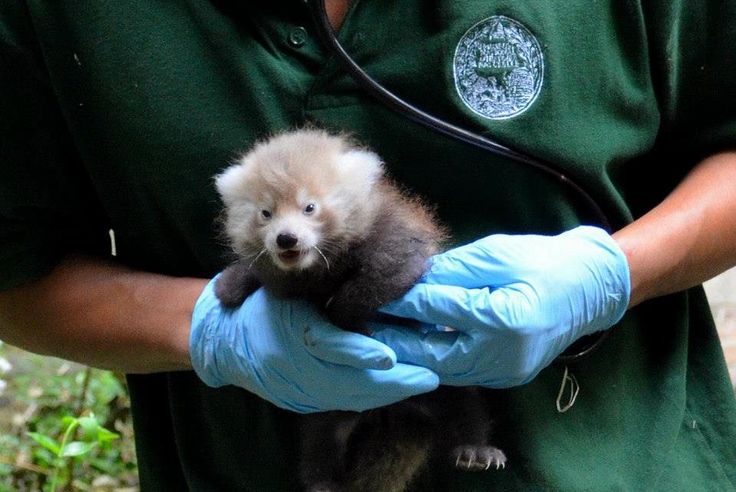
[{"x1": 1, "y1": 1, "x2": 735, "y2": 490}]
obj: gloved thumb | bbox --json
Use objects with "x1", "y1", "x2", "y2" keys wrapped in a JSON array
[{"x1": 302, "y1": 316, "x2": 398, "y2": 370}]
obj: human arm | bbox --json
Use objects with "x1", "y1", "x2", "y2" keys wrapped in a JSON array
[
  {"x1": 373, "y1": 151, "x2": 736, "y2": 387},
  {"x1": 0, "y1": 256, "x2": 439, "y2": 412},
  {"x1": 0, "y1": 256, "x2": 203, "y2": 373},
  {"x1": 614, "y1": 151, "x2": 736, "y2": 307}
]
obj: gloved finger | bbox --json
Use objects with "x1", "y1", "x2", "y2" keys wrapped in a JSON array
[
  {"x1": 302, "y1": 319, "x2": 397, "y2": 370},
  {"x1": 340, "y1": 363, "x2": 440, "y2": 411},
  {"x1": 371, "y1": 325, "x2": 462, "y2": 369},
  {"x1": 263, "y1": 355, "x2": 440, "y2": 413},
  {"x1": 282, "y1": 360, "x2": 441, "y2": 412},
  {"x1": 364, "y1": 316, "x2": 438, "y2": 335},
  {"x1": 372, "y1": 326, "x2": 485, "y2": 386},
  {"x1": 378, "y1": 283, "x2": 504, "y2": 333},
  {"x1": 420, "y1": 234, "x2": 524, "y2": 288}
]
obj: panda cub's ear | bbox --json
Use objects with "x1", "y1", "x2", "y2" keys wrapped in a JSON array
[
  {"x1": 338, "y1": 149, "x2": 384, "y2": 189},
  {"x1": 215, "y1": 158, "x2": 253, "y2": 206}
]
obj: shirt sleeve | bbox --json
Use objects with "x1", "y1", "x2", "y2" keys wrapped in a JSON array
[{"x1": 0, "y1": 2, "x2": 110, "y2": 291}]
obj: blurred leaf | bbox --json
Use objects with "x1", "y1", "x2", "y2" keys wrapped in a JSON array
[
  {"x1": 88, "y1": 371, "x2": 126, "y2": 406},
  {"x1": 1, "y1": 345, "x2": 138, "y2": 489},
  {"x1": 89, "y1": 456, "x2": 116, "y2": 474},
  {"x1": 27, "y1": 432, "x2": 61, "y2": 455},
  {"x1": 77, "y1": 415, "x2": 99, "y2": 435},
  {"x1": 31, "y1": 446, "x2": 60, "y2": 468},
  {"x1": 61, "y1": 440, "x2": 97, "y2": 457},
  {"x1": 77, "y1": 414, "x2": 120, "y2": 443},
  {"x1": 96, "y1": 426, "x2": 120, "y2": 443}
]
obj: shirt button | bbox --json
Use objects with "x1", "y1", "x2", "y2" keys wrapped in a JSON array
[{"x1": 288, "y1": 27, "x2": 308, "y2": 48}]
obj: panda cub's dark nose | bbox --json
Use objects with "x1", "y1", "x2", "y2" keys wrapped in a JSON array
[{"x1": 276, "y1": 233, "x2": 299, "y2": 249}]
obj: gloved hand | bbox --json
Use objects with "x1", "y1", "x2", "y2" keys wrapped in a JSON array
[
  {"x1": 373, "y1": 226, "x2": 631, "y2": 388},
  {"x1": 190, "y1": 278, "x2": 439, "y2": 413}
]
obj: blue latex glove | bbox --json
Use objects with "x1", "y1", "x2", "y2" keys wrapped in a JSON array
[
  {"x1": 373, "y1": 226, "x2": 631, "y2": 388},
  {"x1": 190, "y1": 278, "x2": 439, "y2": 413}
]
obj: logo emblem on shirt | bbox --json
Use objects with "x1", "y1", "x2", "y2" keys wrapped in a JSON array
[{"x1": 454, "y1": 16, "x2": 544, "y2": 120}]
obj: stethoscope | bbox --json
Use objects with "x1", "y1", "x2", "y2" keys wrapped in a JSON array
[{"x1": 306, "y1": 0, "x2": 617, "y2": 364}]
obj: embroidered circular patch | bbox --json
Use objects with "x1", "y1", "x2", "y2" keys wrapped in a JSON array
[{"x1": 454, "y1": 16, "x2": 544, "y2": 120}]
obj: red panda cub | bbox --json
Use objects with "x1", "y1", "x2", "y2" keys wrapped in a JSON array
[{"x1": 214, "y1": 129, "x2": 505, "y2": 492}]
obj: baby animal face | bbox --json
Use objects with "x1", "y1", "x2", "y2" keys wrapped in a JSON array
[
  {"x1": 252, "y1": 189, "x2": 324, "y2": 271},
  {"x1": 215, "y1": 129, "x2": 386, "y2": 271}
]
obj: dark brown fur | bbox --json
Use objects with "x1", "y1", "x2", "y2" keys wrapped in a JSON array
[{"x1": 214, "y1": 131, "x2": 505, "y2": 491}]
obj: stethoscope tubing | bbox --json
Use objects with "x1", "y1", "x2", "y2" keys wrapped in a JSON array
[{"x1": 307, "y1": 0, "x2": 614, "y2": 364}]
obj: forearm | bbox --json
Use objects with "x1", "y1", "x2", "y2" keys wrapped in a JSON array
[
  {"x1": 614, "y1": 151, "x2": 736, "y2": 307},
  {"x1": 0, "y1": 256, "x2": 207, "y2": 373}
]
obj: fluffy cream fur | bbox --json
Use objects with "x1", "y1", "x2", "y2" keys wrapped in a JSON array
[{"x1": 215, "y1": 129, "x2": 384, "y2": 270}]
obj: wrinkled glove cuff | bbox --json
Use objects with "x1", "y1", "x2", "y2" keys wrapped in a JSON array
[{"x1": 576, "y1": 226, "x2": 631, "y2": 334}]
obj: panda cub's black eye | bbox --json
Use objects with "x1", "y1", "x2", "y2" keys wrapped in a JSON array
[
  {"x1": 261, "y1": 210, "x2": 272, "y2": 219},
  {"x1": 304, "y1": 203, "x2": 316, "y2": 215}
]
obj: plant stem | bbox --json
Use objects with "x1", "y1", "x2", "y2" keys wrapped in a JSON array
[
  {"x1": 50, "y1": 419, "x2": 79, "y2": 492},
  {"x1": 75, "y1": 368, "x2": 92, "y2": 414},
  {"x1": 62, "y1": 367, "x2": 93, "y2": 491}
]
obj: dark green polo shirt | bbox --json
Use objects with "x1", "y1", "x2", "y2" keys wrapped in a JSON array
[{"x1": 2, "y1": 1, "x2": 736, "y2": 490}]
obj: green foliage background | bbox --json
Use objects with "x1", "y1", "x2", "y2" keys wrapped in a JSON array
[{"x1": 0, "y1": 342, "x2": 138, "y2": 492}]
